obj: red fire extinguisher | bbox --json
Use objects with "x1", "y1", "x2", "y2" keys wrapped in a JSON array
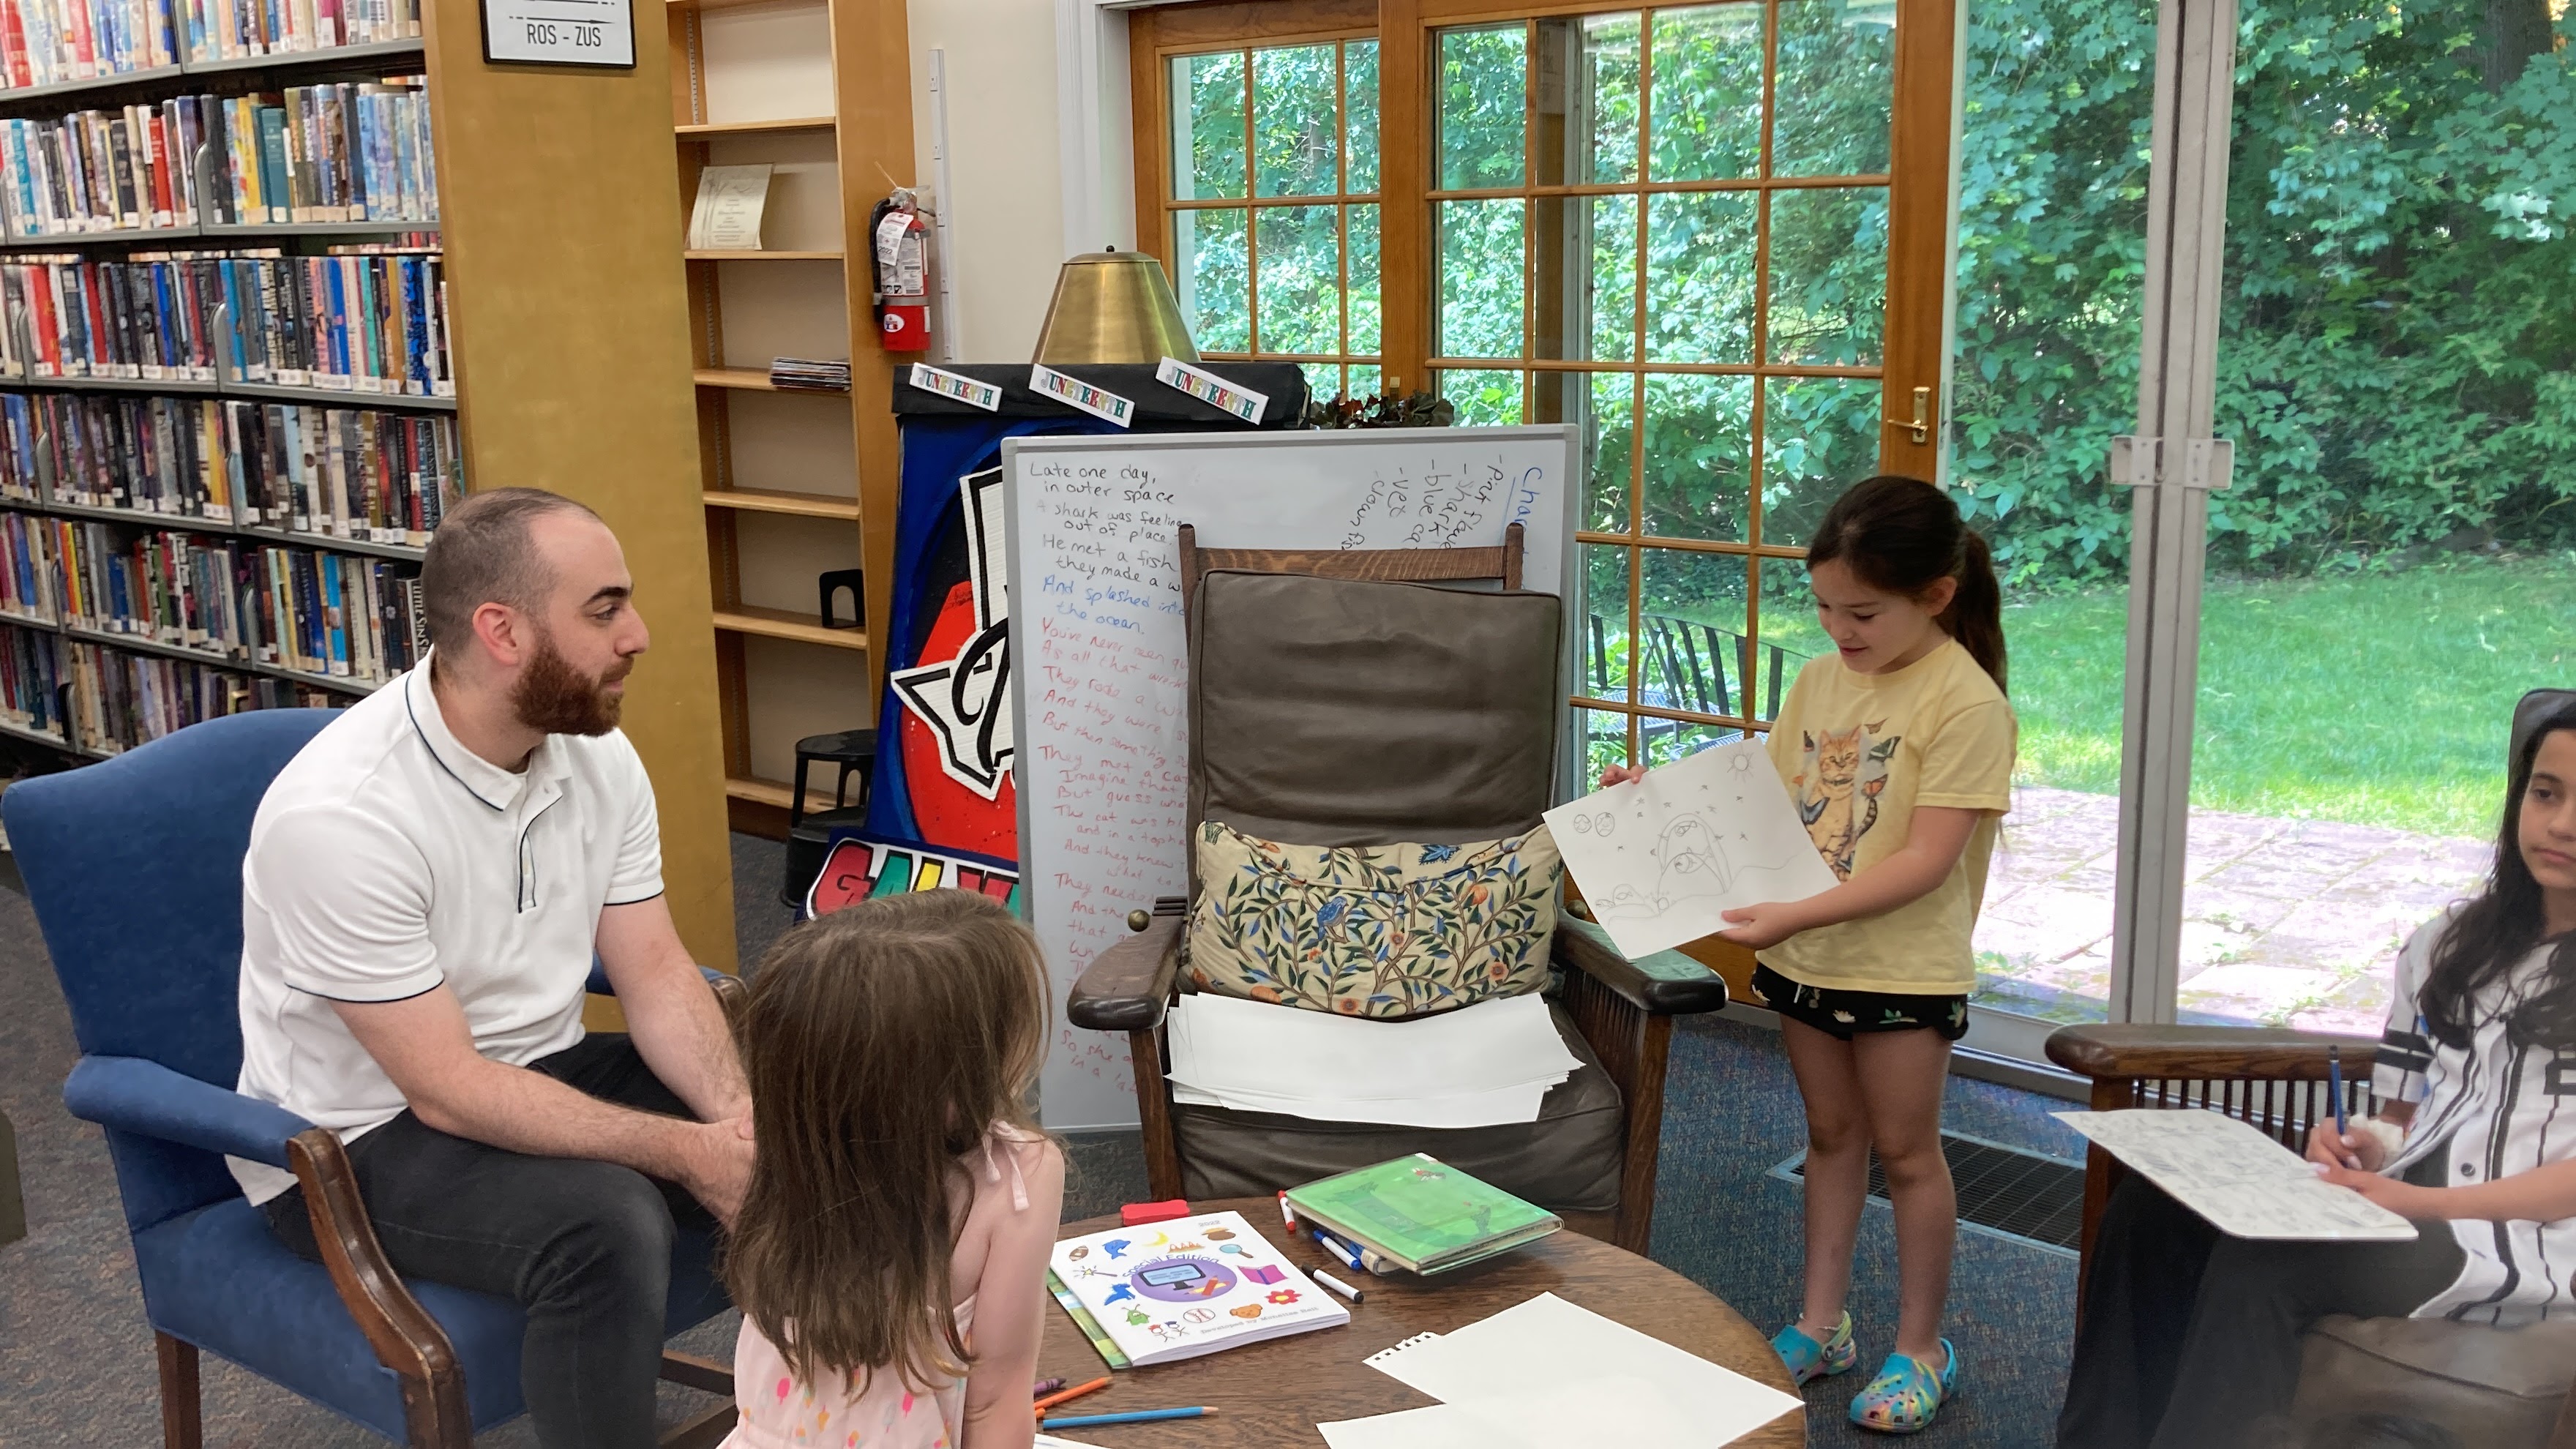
[{"x1": 869, "y1": 189, "x2": 931, "y2": 352}]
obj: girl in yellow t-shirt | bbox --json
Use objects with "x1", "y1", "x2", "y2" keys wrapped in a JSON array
[{"x1": 1606, "y1": 476, "x2": 2015, "y2": 1434}]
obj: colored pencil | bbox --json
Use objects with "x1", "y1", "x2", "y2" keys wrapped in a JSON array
[
  {"x1": 1033, "y1": 1377, "x2": 1067, "y2": 1399},
  {"x1": 1043, "y1": 1407, "x2": 1219, "y2": 1429},
  {"x1": 1032, "y1": 1377, "x2": 1110, "y2": 1415}
]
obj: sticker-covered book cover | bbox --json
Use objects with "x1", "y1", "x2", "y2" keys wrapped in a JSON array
[{"x1": 1046, "y1": 1210, "x2": 1348, "y2": 1366}]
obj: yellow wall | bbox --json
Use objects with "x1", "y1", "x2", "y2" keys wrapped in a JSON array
[{"x1": 423, "y1": 0, "x2": 738, "y2": 973}]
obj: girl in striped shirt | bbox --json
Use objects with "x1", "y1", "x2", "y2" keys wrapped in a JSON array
[{"x1": 2059, "y1": 691, "x2": 2576, "y2": 1448}]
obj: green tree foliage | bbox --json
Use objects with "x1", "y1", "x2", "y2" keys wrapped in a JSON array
[
  {"x1": 1952, "y1": 0, "x2": 2576, "y2": 585},
  {"x1": 1170, "y1": 40, "x2": 1382, "y2": 392}
]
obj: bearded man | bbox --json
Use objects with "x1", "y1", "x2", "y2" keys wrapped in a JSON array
[{"x1": 230, "y1": 487, "x2": 750, "y2": 1449}]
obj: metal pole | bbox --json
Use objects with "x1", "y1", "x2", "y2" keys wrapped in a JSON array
[
  {"x1": 928, "y1": 47, "x2": 963, "y2": 362},
  {"x1": 2110, "y1": 0, "x2": 2239, "y2": 1024}
]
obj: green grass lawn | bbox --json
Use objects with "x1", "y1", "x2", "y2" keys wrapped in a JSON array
[
  {"x1": 2007, "y1": 555, "x2": 2576, "y2": 838},
  {"x1": 1754, "y1": 553, "x2": 2576, "y2": 838}
]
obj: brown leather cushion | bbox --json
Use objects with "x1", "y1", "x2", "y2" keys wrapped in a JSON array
[
  {"x1": 2290, "y1": 1314, "x2": 2576, "y2": 1448},
  {"x1": 1168, "y1": 1000, "x2": 1625, "y2": 1213},
  {"x1": 1188, "y1": 572, "x2": 1562, "y2": 850}
]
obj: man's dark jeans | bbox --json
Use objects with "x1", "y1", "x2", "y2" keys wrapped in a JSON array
[{"x1": 263, "y1": 1033, "x2": 719, "y2": 1449}]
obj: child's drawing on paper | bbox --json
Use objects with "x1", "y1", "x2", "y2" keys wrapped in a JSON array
[
  {"x1": 1791, "y1": 722, "x2": 1901, "y2": 879},
  {"x1": 1546, "y1": 739, "x2": 1841, "y2": 959},
  {"x1": 1653, "y1": 812, "x2": 1740, "y2": 902}
]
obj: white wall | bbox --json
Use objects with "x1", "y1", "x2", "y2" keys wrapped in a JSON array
[{"x1": 907, "y1": 0, "x2": 1072, "y2": 363}]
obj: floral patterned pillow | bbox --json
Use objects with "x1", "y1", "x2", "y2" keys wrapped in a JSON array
[{"x1": 1184, "y1": 820, "x2": 1561, "y2": 1018}]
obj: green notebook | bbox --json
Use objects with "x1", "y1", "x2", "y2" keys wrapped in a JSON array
[
  {"x1": 1286, "y1": 1154, "x2": 1562, "y2": 1275},
  {"x1": 1045, "y1": 1268, "x2": 1130, "y2": 1369}
]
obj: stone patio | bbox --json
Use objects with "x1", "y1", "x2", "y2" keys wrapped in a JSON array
[{"x1": 1974, "y1": 787, "x2": 2494, "y2": 1035}]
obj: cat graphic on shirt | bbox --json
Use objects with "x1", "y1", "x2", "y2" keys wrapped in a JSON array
[{"x1": 1794, "y1": 722, "x2": 1901, "y2": 880}]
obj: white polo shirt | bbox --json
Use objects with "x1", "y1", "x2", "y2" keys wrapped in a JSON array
[{"x1": 228, "y1": 652, "x2": 665, "y2": 1205}]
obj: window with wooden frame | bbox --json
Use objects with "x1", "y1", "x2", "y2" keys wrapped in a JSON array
[
  {"x1": 1134, "y1": 0, "x2": 1953, "y2": 782},
  {"x1": 1131, "y1": 0, "x2": 1384, "y2": 403}
]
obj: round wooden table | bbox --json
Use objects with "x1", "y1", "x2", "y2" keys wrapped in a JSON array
[{"x1": 1038, "y1": 1197, "x2": 1805, "y2": 1447}]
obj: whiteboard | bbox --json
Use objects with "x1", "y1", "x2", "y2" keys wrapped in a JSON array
[{"x1": 1003, "y1": 426, "x2": 1576, "y2": 1130}]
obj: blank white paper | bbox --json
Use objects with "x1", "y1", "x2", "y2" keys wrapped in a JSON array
[
  {"x1": 1314, "y1": 1404, "x2": 1497, "y2": 1449},
  {"x1": 1545, "y1": 737, "x2": 1839, "y2": 959},
  {"x1": 1165, "y1": 992, "x2": 1579, "y2": 1105},
  {"x1": 1168, "y1": 1078, "x2": 1556, "y2": 1128},
  {"x1": 1364, "y1": 1292, "x2": 1803, "y2": 1449},
  {"x1": 2056, "y1": 1109, "x2": 2419, "y2": 1241}
]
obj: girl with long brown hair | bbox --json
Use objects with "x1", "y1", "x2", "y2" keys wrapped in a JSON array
[
  {"x1": 2061, "y1": 694, "x2": 2576, "y2": 1448},
  {"x1": 718, "y1": 890, "x2": 1065, "y2": 1449},
  {"x1": 1603, "y1": 475, "x2": 2015, "y2": 1433}
]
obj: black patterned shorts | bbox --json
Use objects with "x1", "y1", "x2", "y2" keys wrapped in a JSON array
[{"x1": 1751, "y1": 962, "x2": 1970, "y2": 1042}]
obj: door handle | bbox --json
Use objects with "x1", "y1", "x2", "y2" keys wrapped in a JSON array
[{"x1": 1885, "y1": 385, "x2": 1932, "y2": 445}]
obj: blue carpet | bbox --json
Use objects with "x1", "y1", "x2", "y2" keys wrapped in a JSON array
[
  {"x1": 1, "y1": 833, "x2": 2077, "y2": 1445},
  {"x1": 1652, "y1": 1013, "x2": 2078, "y2": 1447}
]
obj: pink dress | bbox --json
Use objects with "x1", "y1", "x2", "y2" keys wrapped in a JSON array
[{"x1": 720, "y1": 1131, "x2": 1033, "y2": 1449}]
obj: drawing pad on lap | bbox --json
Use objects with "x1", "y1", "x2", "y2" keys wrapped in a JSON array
[{"x1": 2056, "y1": 1109, "x2": 2419, "y2": 1240}]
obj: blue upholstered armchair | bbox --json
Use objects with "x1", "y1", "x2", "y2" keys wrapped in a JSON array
[{"x1": 5, "y1": 709, "x2": 739, "y2": 1449}]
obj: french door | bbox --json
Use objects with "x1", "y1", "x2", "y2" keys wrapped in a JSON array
[
  {"x1": 1125, "y1": 0, "x2": 2576, "y2": 1050},
  {"x1": 1373, "y1": 0, "x2": 1962, "y2": 998},
  {"x1": 1967, "y1": 0, "x2": 2576, "y2": 1059}
]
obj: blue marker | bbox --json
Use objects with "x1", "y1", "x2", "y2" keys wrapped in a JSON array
[
  {"x1": 2328, "y1": 1045, "x2": 2354, "y2": 1166},
  {"x1": 1312, "y1": 1227, "x2": 1366, "y2": 1271}
]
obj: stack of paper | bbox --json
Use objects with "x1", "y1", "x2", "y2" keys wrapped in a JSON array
[
  {"x1": 1165, "y1": 992, "x2": 1581, "y2": 1129},
  {"x1": 768, "y1": 356, "x2": 852, "y2": 392},
  {"x1": 1320, "y1": 1293, "x2": 1802, "y2": 1449}
]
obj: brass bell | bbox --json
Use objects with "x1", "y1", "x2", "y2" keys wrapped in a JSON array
[{"x1": 1033, "y1": 248, "x2": 1198, "y2": 366}]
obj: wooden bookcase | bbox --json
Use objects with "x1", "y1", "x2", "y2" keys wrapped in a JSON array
[
  {"x1": 0, "y1": 1, "x2": 742, "y2": 967},
  {"x1": 667, "y1": 0, "x2": 914, "y2": 841}
]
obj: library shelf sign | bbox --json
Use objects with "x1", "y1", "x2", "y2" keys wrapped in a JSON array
[{"x1": 481, "y1": 0, "x2": 635, "y2": 68}]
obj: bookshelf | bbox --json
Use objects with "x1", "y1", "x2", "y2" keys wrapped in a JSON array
[
  {"x1": 0, "y1": 0, "x2": 743, "y2": 967},
  {"x1": 0, "y1": 34, "x2": 454, "y2": 759},
  {"x1": 668, "y1": 0, "x2": 913, "y2": 836}
]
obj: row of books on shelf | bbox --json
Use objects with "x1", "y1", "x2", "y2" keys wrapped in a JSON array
[
  {"x1": 0, "y1": 514, "x2": 426, "y2": 682},
  {"x1": 0, "y1": 80, "x2": 435, "y2": 238},
  {"x1": 0, "y1": 391, "x2": 457, "y2": 542},
  {"x1": 0, "y1": 624, "x2": 339, "y2": 754},
  {"x1": 0, "y1": 0, "x2": 422, "y2": 94},
  {"x1": 0, "y1": 244, "x2": 449, "y2": 394}
]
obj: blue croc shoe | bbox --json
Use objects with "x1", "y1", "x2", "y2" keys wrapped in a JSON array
[
  {"x1": 1849, "y1": 1339, "x2": 1958, "y2": 1434},
  {"x1": 1770, "y1": 1311, "x2": 1857, "y2": 1387}
]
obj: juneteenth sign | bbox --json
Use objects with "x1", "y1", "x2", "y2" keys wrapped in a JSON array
[{"x1": 804, "y1": 834, "x2": 1022, "y2": 919}]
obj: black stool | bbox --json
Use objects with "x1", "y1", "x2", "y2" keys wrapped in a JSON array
[{"x1": 779, "y1": 729, "x2": 877, "y2": 909}]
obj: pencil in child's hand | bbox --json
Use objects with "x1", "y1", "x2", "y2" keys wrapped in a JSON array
[{"x1": 2328, "y1": 1046, "x2": 2360, "y2": 1168}]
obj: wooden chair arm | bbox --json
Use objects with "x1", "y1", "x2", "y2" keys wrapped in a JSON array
[
  {"x1": 286, "y1": 1126, "x2": 471, "y2": 1448},
  {"x1": 1066, "y1": 914, "x2": 1184, "y2": 1032},
  {"x1": 2045, "y1": 1024, "x2": 2378, "y2": 1083},
  {"x1": 1551, "y1": 918, "x2": 1730, "y2": 1016}
]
